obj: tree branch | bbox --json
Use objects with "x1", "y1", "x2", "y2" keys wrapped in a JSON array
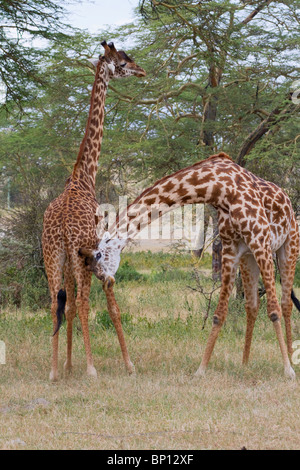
[
  {"x1": 108, "y1": 82, "x2": 205, "y2": 106},
  {"x1": 237, "y1": 93, "x2": 299, "y2": 166},
  {"x1": 241, "y1": 0, "x2": 273, "y2": 25}
]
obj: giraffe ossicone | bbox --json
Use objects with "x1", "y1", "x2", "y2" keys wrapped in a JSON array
[{"x1": 107, "y1": 63, "x2": 115, "y2": 74}]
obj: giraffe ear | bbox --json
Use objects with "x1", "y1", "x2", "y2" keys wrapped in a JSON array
[
  {"x1": 78, "y1": 247, "x2": 93, "y2": 258},
  {"x1": 118, "y1": 238, "x2": 127, "y2": 251},
  {"x1": 102, "y1": 231, "x2": 111, "y2": 242},
  {"x1": 107, "y1": 63, "x2": 115, "y2": 74},
  {"x1": 78, "y1": 247, "x2": 94, "y2": 261},
  {"x1": 78, "y1": 248, "x2": 95, "y2": 271},
  {"x1": 87, "y1": 58, "x2": 99, "y2": 68}
]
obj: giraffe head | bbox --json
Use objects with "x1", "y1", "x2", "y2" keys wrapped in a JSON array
[
  {"x1": 79, "y1": 232, "x2": 127, "y2": 287},
  {"x1": 89, "y1": 41, "x2": 146, "y2": 79}
]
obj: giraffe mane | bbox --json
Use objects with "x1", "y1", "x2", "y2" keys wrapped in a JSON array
[
  {"x1": 207, "y1": 152, "x2": 233, "y2": 162},
  {"x1": 72, "y1": 56, "x2": 107, "y2": 179}
]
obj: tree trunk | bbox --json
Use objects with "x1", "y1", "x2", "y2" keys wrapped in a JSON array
[
  {"x1": 199, "y1": 65, "x2": 222, "y2": 147},
  {"x1": 196, "y1": 65, "x2": 223, "y2": 279}
]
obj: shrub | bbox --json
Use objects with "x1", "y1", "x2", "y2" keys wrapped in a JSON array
[
  {"x1": 115, "y1": 260, "x2": 146, "y2": 283},
  {"x1": 95, "y1": 309, "x2": 134, "y2": 332}
]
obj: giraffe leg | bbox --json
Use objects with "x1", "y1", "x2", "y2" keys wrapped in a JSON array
[
  {"x1": 49, "y1": 288, "x2": 61, "y2": 382},
  {"x1": 251, "y1": 243, "x2": 295, "y2": 379},
  {"x1": 277, "y1": 235, "x2": 299, "y2": 356},
  {"x1": 63, "y1": 259, "x2": 77, "y2": 375},
  {"x1": 103, "y1": 284, "x2": 135, "y2": 374},
  {"x1": 195, "y1": 243, "x2": 239, "y2": 376},
  {"x1": 76, "y1": 268, "x2": 97, "y2": 378},
  {"x1": 240, "y1": 254, "x2": 260, "y2": 365},
  {"x1": 47, "y1": 262, "x2": 65, "y2": 382}
]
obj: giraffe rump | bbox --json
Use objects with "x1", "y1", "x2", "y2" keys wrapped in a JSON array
[{"x1": 53, "y1": 289, "x2": 66, "y2": 337}]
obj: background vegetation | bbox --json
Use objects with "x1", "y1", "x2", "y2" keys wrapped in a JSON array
[
  {"x1": 0, "y1": 0, "x2": 300, "y2": 450},
  {"x1": 0, "y1": 0, "x2": 299, "y2": 308}
]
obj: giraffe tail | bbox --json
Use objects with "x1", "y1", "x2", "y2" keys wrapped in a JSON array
[
  {"x1": 53, "y1": 289, "x2": 66, "y2": 337},
  {"x1": 291, "y1": 289, "x2": 300, "y2": 312}
]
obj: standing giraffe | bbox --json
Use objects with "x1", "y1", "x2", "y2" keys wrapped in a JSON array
[
  {"x1": 80, "y1": 152, "x2": 300, "y2": 378},
  {"x1": 42, "y1": 41, "x2": 146, "y2": 381}
]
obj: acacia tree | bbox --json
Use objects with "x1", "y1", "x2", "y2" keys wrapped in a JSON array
[
  {"x1": 1, "y1": 3, "x2": 299, "y2": 306},
  {"x1": 0, "y1": 0, "x2": 77, "y2": 109},
  {"x1": 132, "y1": 0, "x2": 300, "y2": 276}
]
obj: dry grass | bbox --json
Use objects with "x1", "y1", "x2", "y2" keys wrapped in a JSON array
[{"x1": 0, "y1": 259, "x2": 300, "y2": 450}]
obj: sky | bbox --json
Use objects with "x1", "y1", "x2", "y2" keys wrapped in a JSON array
[
  {"x1": 65, "y1": 0, "x2": 140, "y2": 33},
  {"x1": 0, "y1": 1, "x2": 141, "y2": 103}
]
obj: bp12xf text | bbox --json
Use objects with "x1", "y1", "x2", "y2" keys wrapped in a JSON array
[{"x1": 152, "y1": 455, "x2": 194, "y2": 465}]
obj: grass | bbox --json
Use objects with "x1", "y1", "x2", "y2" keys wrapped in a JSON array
[{"x1": 0, "y1": 252, "x2": 300, "y2": 450}]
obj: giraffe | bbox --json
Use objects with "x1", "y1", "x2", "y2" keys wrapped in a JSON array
[
  {"x1": 42, "y1": 41, "x2": 146, "y2": 381},
  {"x1": 80, "y1": 152, "x2": 300, "y2": 379}
]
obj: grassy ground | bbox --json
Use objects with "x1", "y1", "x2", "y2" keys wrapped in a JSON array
[{"x1": 0, "y1": 252, "x2": 300, "y2": 450}]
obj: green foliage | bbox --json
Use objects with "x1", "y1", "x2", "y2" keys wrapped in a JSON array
[
  {"x1": 0, "y1": 235, "x2": 49, "y2": 310},
  {"x1": 148, "y1": 266, "x2": 191, "y2": 283},
  {"x1": 0, "y1": 2, "x2": 299, "y2": 309},
  {"x1": 294, "y1": 263, "x2": 300, "y2": 288},
  {"x1": 95, "y1": 309, "x2": 134, "y2": 332},
  {"x1": 115, "y1": 260, "x2": 146, "y2": 283},
  {"x1": 94, "y1": 306, "x2": 202, "y2": 341},
  {"x1": 0, "y1": 0, "x2": 77, "y2": 109},
  {"x1": 121, "y1": 251, "x2": 211, "y2": 270},
  {"x1": 133, "y1": 312, "x2": 200, "y2": 340}
]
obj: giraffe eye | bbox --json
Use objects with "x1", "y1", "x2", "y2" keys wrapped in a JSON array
[
  {"x1": 120, "y1": 63, "x2": 126, "y2": 68},
  {"x1": 96, "y1": 252, "x2": 102, "y2": 261}
]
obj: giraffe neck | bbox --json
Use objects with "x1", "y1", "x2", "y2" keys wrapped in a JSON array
[
  {"x1": 72, "y1": 58, "x2": 110, "y2": 188},
  {"x1": 110, "y1": 155, "x2": 231, "y2": 240}
]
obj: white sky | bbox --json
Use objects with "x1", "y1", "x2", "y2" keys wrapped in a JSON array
[
  {"x1": 65, "y1": 0, "x2": 140, "y2": 33},
  {"x1": 0, "y1": 0, "x2": 141, "y2": 103}
]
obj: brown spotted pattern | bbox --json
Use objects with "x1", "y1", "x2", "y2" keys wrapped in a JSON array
[
  {"x1": 109, "y1": 152, "x2": 299, "y2": 378},
  {"x1": 42, "y1": 42, "x2": 146, "y2": 381}
]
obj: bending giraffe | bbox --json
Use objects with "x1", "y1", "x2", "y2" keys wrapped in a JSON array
[
  {"x1": 42, "y1": 41, "x2": 146, "y2": 381},
  {"x1": 80, "y1": 152, "x2": 300, "y2": 379}
]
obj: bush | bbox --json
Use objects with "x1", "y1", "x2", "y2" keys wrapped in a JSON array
[
  {"x1": 95, "y1": 309, "x2": 134, "y2": 332},
  {"x1": 121, "y1": 250, "x2": 207, "y2": 270},
  {"x1": 0, "y1": 235, "x2": 49, "y2": 310},
  {"x1": 115, "y1": 260, "x2": 146, "y2": 283},
  {"x1": 149, "y1": 267, "x2": 191, "y2": 283}
]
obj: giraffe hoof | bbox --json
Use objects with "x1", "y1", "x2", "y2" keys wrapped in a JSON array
[
  {"x1": 284, "y1": 365, "x2": 296, "y2": 380},
  {"x1": 49, "y1": 370, "x2": 59, "y2": 382},
  {"x1": 64, "y1": 361, "x2": 73, "y2": 375},
  {"x1": 127, "y1": 361, "x2": 135, "y2": 375},
  {"x1": 87, "y1": 365, "x2": 98, "y2": 378},
  {"x1": 194, "y1": 366, "x2": 206, "y2": 378}
]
